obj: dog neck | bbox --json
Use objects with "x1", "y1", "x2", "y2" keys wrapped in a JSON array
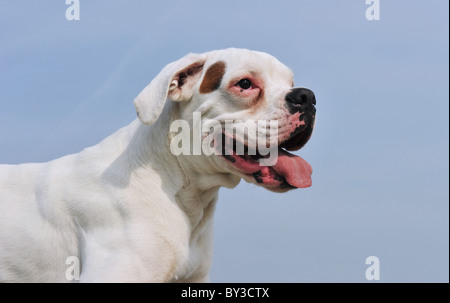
[{"x1": 127, "y1": 102, "x2": 240, "y2": 232}]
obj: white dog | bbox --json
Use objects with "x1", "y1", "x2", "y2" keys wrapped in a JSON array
[{"x1": 0, "y1": 48, "x2": 316, "y2": 282}]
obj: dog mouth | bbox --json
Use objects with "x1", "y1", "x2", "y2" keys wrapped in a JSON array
[{"x1": 220, "y1": 127, "x2": 313, "y2": 192}]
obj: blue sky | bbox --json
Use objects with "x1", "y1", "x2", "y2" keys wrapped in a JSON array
[{"x1": 0, "y1": 0, "x2": 448, "y2": 282}]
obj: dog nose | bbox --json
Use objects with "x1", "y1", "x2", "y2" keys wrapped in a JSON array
[{"x1": 285, "y1": 88, "x2": 316, "y2": 106}]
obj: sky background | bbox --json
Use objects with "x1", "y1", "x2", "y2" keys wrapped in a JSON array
[{"x1": 0, "y1": 0, "x2": 448, "y2": 282}]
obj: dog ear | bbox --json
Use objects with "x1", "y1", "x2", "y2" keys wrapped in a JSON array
[{"x1": 134, "y1": 53, "x2": 206, "y2": 125}]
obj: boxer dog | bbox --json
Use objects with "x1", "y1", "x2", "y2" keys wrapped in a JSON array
[{"x1": 0, "y1": 48, "x2": 316, "y2": 282}]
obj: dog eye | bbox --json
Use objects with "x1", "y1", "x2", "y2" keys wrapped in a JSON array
[{"x1": 236, "y1": 79, "x2": 252, "y2": 90}]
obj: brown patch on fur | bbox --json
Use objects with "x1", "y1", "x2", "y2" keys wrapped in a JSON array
[{"x1": 199, "y1": 61, "x2": 226, "y2": 94}]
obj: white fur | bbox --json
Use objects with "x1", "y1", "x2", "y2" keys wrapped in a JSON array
[{"x1": 0, "y1": 48, "x2": 295, "y2": 282}]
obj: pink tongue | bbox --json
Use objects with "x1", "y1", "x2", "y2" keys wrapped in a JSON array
[{"x1": 273, "y1": 149, "x2": 313, "y2": 188}]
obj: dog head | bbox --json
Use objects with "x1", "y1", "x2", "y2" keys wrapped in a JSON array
[{"x1": 134, "y1": 48, "x2": 316, "y2": 192}]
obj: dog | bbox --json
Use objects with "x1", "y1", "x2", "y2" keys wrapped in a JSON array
[{"x1": 0, "y1": 48, "x2": 316, "y2": 282}]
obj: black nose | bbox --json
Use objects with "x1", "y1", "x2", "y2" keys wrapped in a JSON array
[{"x1": 285, "y1": 88, "x2": 316, "y2": 106}]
